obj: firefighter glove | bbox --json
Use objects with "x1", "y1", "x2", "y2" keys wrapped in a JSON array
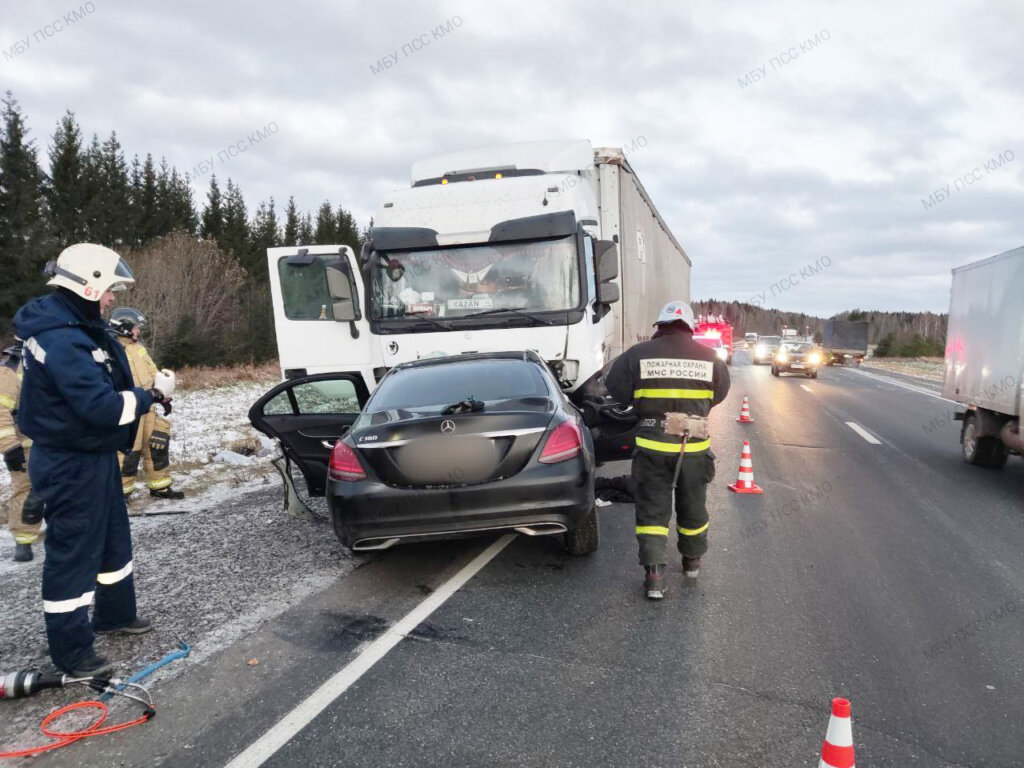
[
  {"x1": 153, "y1": 368, "x2": 176, "y2": 398},
  {"x1": 3, "y1": 444, "x2": 25, "y2": 472}
]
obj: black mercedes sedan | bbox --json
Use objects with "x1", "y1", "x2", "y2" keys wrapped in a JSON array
[{"x1": 249, "y1": 351, "x2": 598, "y2": 555}]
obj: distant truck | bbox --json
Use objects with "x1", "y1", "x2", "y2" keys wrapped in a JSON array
[
  {"x1": 944, "y1": 246, "x2": 1024, "y2": 468},
  {"x1": 823, "y1": 320, "x2": 868, "y2": 366}
]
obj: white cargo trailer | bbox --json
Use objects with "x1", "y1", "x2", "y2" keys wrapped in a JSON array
[
  {"x1": 943, "y1": 245, "x2": 1024, "y2": 467},
  {"x1": 265, "y1": 139, "x2": 690, "y2": 464}
]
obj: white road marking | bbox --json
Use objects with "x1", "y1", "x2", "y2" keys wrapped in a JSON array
[
  {"x1": 846, "y1": 421, "x2": 882, "y2": 444},
  {"x1": 800, "y1": 384, "x2": 813, "y2": 393},
  {"x1": 224, "y1": 534, "x2": 516, "y2": 768},
  {"x1": 847, "y1": 368, "x2": 954, "y2": 403}
]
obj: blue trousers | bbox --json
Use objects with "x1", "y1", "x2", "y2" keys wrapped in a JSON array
[{"x1": 30, "y1": 446, "x2": 137, "y2": 673}]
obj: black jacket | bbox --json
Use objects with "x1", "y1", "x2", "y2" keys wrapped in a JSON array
[{"x1": 605, "y1": 328, "x2": 730, "y2": 454}]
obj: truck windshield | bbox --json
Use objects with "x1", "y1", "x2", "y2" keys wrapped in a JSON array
[{"x1": 370, "y1": 236, "x2": 580, "y2": 321}]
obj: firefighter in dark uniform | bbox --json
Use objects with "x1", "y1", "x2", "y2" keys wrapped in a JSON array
[
  {"x1": 13, "y1": 243, "x2": 175, "y2": 677},
  {"x1": 606, "y1": 301, "x2": 730, "y2": 599}
]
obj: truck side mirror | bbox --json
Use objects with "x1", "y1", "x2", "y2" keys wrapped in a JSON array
[
  {"x1": 595, "y1": 281, "x2": 620, "y2": 306},
  {"x1": 595, "y1": 240, "x2": 619, "y2": 282},
  {"x1": 325, "y1": 261, "x2": 361, "y2": 338}
]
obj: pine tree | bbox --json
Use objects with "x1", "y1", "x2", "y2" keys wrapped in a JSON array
[
  {"x1": 200, "y1": 174, "x2": 223, "y2": 242},
  {"x1": 248, "y1": 198, "x2": 280, "y2": 276},
  {"x1": 220, "y1": 178, "x2": 248, "y2": 258},
  {"x1": 282, "y1": 196, "x2": 299, "y2": 246},
  {"x1": 78, "y1": 134, "x2": 103, "y2": 242},
  {"x1": 334, "y1": 204, "x2": 361, "y2": 252},
  {"x1": 313, "y1": 201, "x2": 336, "y2": 243},
  {"x1": 46, "y1": 110, "x2": 85, "y2": 249},
  {"x1": 134, "y1": 153, "x2": 159, "y2": 244},
  {"x1": 151, "y1": 157, "x2": 173, "y2": 238},
  {"x1": 166, "y1": 166, "x2": 197, "y2": 235},
  {"x1": 0, "y1": 92, "x2": 52, "y2": 329},
  {"x1": 296, "y1": 212, "x2": 313, "y2": 245},
  {"x1": 86, "y1": 131, "x2": 131, "y2": 247}
]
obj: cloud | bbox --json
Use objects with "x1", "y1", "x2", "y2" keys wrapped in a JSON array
[{"x1": 1, "y1": 0, "x2": 1022, "y2": 314}]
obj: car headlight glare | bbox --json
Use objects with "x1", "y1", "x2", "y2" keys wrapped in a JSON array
[
  {"x1": 776, "y1": 352, "x2": 788, "y2": 363},
  {"x1": 809, "y1": 353, "x2": 820, "y2": 364},
  {"x1": 755, "y1": 345, "x2": 766, "y2": 356}
]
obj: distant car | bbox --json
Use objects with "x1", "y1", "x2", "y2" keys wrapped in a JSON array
[
  {"x1": 753, "y1": 336, "x2": 782, "y2": 364},
  {"x1": 771, "y1": 341, "x2": 821, "y2": 378},
  {"x1": 694, "y1": 334, "x2": 728, "y2": 362},
  {"x1": 249, "y1": 351, "x2": 599, "y2": 556},
  {"x1": 743, "y1": 332, "x2": 758, "y2": 349}
]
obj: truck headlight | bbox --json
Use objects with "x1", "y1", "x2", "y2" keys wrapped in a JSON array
[{"x1": 549, "y1": 359, "x2": 579, "y2": 386}]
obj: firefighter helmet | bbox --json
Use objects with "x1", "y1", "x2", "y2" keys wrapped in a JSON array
[
  {"x1": 109, "y1": 307, "x2": 147, "y2": 338},
  {"x1": 44, "y1": 243, "x2": 135, "y2": 301}
]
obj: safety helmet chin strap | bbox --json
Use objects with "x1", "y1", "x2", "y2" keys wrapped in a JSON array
[{"x1": 43, "y1": 260, "x2": 88, "y2": 286}]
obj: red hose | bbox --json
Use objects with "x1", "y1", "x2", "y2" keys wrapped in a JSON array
[{"x1": 0, "y1": 700, "x2": 153, "y2": 759}]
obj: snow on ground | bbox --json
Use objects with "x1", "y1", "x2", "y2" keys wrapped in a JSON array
[{"x1": 0, "y1": 377, "x2": 355, "y2": 752}]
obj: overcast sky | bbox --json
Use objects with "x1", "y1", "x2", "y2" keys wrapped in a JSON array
[{"x1": 3, "y1": 0, "x2": 1022, "y2": 316}]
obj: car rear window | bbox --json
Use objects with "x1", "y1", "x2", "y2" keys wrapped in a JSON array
[{"x1": 367, "y1": 360, "x2": 550, "y2": 411}]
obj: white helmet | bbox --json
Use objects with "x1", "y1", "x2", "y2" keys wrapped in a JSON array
[
  {"x1": 653, "y1": 300, "x2": 695, "y2": 328},
  {"x1": 45, "y1": 243, "x2": 135, "y2": 301}
]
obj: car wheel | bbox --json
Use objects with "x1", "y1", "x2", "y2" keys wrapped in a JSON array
[
  {"x1": 810, "y1": 370, "x2": 818, "y2": 379},
  {"x1": 564, "y1": 503, "x2": 599, "y2": 555},
  {"x1": 771, "y1": 366, "x2": 779, "y2": 377},
  {"x1": 962, "y1": 414, "x2": 1008, "y2": 468}
]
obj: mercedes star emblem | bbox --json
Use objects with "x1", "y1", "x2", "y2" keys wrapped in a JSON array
[{"x1": 440, "y1": 420, "x2": 456, "y2": 434}]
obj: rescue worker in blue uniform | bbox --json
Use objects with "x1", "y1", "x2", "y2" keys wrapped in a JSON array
[
  {"x1": 13, "y1": 243, "x2": 176, "y2": 677},
  {"x1": 606, "y1": 301, "x2": 730, "y2": 599}
]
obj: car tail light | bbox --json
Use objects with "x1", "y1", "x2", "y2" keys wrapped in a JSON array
[
  {"x1": 539, "y1": 420, "x2": 583, "y2": 463},
  {"x1": 329, "y1": 441, "x2": 366, "y2": 482}
]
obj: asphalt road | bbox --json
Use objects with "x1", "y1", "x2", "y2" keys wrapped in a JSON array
[{"x1": 42, "y1": 350, "x2": 1024, "y2": 767}]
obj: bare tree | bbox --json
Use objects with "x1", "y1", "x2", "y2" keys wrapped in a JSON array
[{"x1": 120, "y1": 232, "x2": 247, "y2": 366}]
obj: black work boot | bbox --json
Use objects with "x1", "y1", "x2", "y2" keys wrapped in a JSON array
[
  {"x1": 643, "y1": 565, "x2": 666, "y2": 600},
  {"x1": 13, "y1": 543, "x2": 33, "y2": 562},
  {"x1": 150, "y1": 487, "x2": 185, "y2": 500},
  {"x1": 69, "y1": 655, "x2": 113, "y2": 679},
  {"x1": 683, "y1": 557, "x2": 702, "y2": 578},
  {"x1": 95, "y1": 617, "x2": 153, "y2": 635}
]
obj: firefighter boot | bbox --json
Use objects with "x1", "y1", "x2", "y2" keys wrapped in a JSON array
[
  {"x1": 683, "y1": 557, "x2": 702, "y2": 578},
  {"x1": 150, "y1": 487, "x2": 184, "y2": 500},
  {"x1": 644, "y1": 565, "x2": 666, "y2": 600},
  {"x1": 95, "y1": 616, "x2": 153, "y2": 635},
  {"x1": 13, "y1": 542, "x2": 33, "y2": 562}
]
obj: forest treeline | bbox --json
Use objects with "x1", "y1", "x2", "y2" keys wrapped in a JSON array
[
  {"x1": 693, "y1": 300, "x2": 948, "y2": 357},
  {"x1": 0, "y1": 92, "x2": 363, "y2": 365}
]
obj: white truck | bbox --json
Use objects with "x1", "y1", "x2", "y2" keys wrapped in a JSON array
[
  {"x1": 263, "y1": 139, "x2": 690, "y2": 471},
  {"x1": 944, "y1": 245, "x2": 1024, "y2": 467}
]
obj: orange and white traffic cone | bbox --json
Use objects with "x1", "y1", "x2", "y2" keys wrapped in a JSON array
[
  {"x1": 728, "y1": 440, "x2": 764, "y2": 494},
  {"x1": 819, "y1": 697, "x2": 855, "y2": 768},
  {"x1": 736, "y1": 396, "x2": 754, "y2": 423}
]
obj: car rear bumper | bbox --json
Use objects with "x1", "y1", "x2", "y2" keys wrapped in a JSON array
[
  {"x1": 328, "y1": 458, "x2": 594, "y2": 550},
  {"x1": 776, "y1": 363, "x2": 818, "y2": 374}
]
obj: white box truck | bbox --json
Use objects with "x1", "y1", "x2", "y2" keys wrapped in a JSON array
[
  {"x1": 944, "y1": 245, "x2": 1024, "y2": 467},
  {"x1": 263, "y1": 139, "x2": 690, "y2": 468}
]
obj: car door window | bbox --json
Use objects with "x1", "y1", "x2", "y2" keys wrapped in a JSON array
[{"x1": 263, "y1": 379, "x2": 362, "y2": 415}]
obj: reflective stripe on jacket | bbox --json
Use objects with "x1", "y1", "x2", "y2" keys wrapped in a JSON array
[{"x1": 605, "y1": 328, "x2": 730, "y2": 454}]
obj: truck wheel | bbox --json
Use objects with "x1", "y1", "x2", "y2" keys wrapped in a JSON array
[
  {"x1": 564, "y1": 504, "x2": 599, "y2": 555},
  {"x1": 962, "y1": 414, "x2": 1008, "y2": 468}
]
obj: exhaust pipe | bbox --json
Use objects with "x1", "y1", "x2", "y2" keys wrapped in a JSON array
[
  {"x1": 352, "y1": 537, "x2": 400, "y2": 551},
  {"x1": 1000, "y1": 419, "x2": 1024, "y2": 454},
  {"x1": 513, "y1": 523, "x2": 568, "y2": 537}
]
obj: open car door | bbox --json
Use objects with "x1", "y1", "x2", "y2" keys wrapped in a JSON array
[{"x1": 249, "y1": 373, "x2": 370, "y2": 518}]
